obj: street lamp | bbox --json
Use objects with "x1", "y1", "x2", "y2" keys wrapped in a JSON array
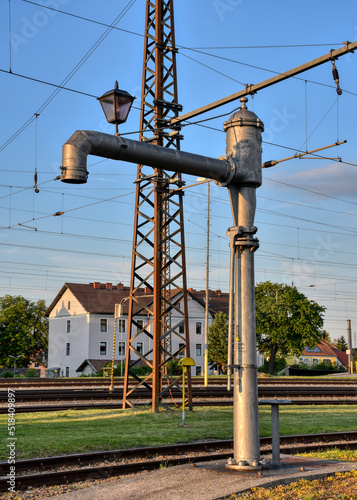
[
  {"x1": 9, "y1": 355, "x2": 21, "y2": 376},
  {"x1": 197, "y1": 177, "x2": 210, "y2": 386},
  {"x1": 109, "y1": 298, "x2": 129, "y2": 392},
  {"x1": 98, "y1": 81, "x2": 135, "y2": 135},
  {"x1": 116, "y1": 299, "x2": 129, "y2": 377}
]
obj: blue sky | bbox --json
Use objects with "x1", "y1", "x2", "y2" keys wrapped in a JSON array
[{"x1": 0, "y1": 0, "x2": 357, "y2": 342}]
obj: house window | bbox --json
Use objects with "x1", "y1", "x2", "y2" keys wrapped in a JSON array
[
  {"x1": 118, "y1": 319, "x2": 126, "y2": 333},
  {"x1": 196, "y1": 343, "x2": 202, "y2": 356},
  {"x1": 118, "y1": 342, "x2": 125, "y2": 356},
  {"x1": 196, "y1": 322, "x2": 202, "y2": 335},
  {"x1": 196, "y1": 366, "x2": 202, "y2": 376},
  {"x1": 179, "y1": 323, "x2": 184, "y2": 335},
  {"x1": 323, "y1": 358, "x2": 331, "y2": 365},
  {"x1": 65, "y1": 367, "x2": 69, "y2": 377},
  {"x1": 67, "y1": 301, "x2": 71, "y2": 310},
  {"x1": 312, "y1": 358, "x2": 319, "y2": 366},
  {"x1": 66, "y1": 343, "x2": 70, "y2": 356},
  {"x1": 66, "y1": 320, "x2": 70, "y2": 333},
  {"x1": 178, "y1": 342, "x2": 186, "y2": 357},
  {"x1": 137, "y1": 319, "x2": 143, "y2": 333},
  {"x1": 99, "y1": 341, "x2": 107, "y2": 356},
  {"x1": 137, "y1": 342, "x2": 143, "y2": 355},
  {"x1": 100, "y1": 318, "x2": 108, "y2": 333}
]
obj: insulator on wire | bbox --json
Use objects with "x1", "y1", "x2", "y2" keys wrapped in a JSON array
[
  {"x1": 262, "y1": 160, "x2": 277, "y2": 169},
  {"x1": 34, "y1": 170, "x2": 39, "y2": 193},
  {"x1": 331, "y1": 61, "x2": 343, "y2": 95},
  {"x1": 332, "y1": 64, "x2": 339, "y2": 83}
]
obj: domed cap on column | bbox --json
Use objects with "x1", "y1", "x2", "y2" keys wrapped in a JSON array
[{"x1": 223, "y1": 97, "x2": 264, "y2": 131}]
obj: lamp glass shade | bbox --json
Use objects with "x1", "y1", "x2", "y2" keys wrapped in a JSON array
[{"x1": 98, "y1": 87, "x2": 135, "y2": 125}]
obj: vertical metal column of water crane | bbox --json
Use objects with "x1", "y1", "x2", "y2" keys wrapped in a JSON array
[
  {"x1": 123, "y1": 0, "x2": 192, "y2": 412},
  {"x1": 224, "y1": 97, "x2": 265, "y2": 470}
]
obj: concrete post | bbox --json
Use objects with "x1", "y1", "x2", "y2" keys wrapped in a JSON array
[{"x1": 347, "y1": 319, "x2": 353, "y2": 374}]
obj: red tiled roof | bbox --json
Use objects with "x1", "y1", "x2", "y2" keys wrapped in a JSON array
[
  {"x1": 46, "y1": 284, "x2": 230, "y2": 317},
  {"x1": 188, "y1": 289, "x2": 229, "y2": 316},
  {"x1": 301, "y1": 339, "x2": 348, "y2": 367},
  {"x1": 45, "y1": 283, "x2": 154, "y2": 316}
]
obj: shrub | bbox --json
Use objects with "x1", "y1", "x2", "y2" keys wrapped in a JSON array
[
  {"x1": 26, "y1": 369, "x2": 39, "y2": 378},
  {"x1": 258, "y1": 357, "x2": 287, "y2": 375},
  {"x1": 291, "y1": 361, "x2": 347, "y2": 372},
  {"x1": 1, "y1": 370, "x2": 14, "y2": 378},
  {"x1": 165, "y1": 359, "x2": 182, "y2": 376}
]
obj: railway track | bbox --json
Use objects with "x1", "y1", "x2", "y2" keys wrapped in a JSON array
[
  {"x1": 1, "y1": 398, "x2": 357, "y2": 414},
  {"x1": 1, "y1": 377, "x2": 356, "y2": 389},
  {"x1": 1, "y1": 385, "x2": 356, "y2": 403},
  {"x1": 1, "y1": 431, "x2": 356, "y2": 492}
]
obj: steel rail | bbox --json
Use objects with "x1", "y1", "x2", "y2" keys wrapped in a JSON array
[
  {"x1": 1, "y1": 377, "x2": 355, "y2": 388},
  {"x1": 1, "y1": 386, "x2": 356, "y2": 403},
  {"x1": 1, "y1": 399, "x2": 356, "y2": 414},
  {"x1": 0, "y1": 432, "x2": 356, "y2": 492}
]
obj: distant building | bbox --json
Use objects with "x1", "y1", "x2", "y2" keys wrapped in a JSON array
[
  {"x1": 293, "y1": 339, "x2": 348, "y2": 369},
  {"x1": 45, "y1": 282, "x2": 262, "y2": 378}
]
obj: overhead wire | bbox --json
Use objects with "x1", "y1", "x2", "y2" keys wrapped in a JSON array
[
  {"x1": 186, "y1": 43, "x2": 345, "y2": 49},
  {"x1": 0, "y1": 0, "x2": 138, "y2": 153},
  {"x1": 264, "y1": 177, "x2": 357, "y2": 206},
  {"x1": 179, "y1": 52, "x2": 246, "y2": 85},
  {"x1": 21, "y1": 1, "x2": 343, "y2": 54},
  {"x1": 3, "y1": 3, "x2": 357, "y2": 313}
]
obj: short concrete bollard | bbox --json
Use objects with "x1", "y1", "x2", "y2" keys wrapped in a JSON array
[{"x1": 260, "y1": 399, "x2": 291, "y2": 465}]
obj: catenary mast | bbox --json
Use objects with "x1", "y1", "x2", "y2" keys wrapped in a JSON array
[{"x1": 122, "y1": 0, "x2": 192, "y2": 412}]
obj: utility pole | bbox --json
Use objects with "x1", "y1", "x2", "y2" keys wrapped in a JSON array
[
  {"x1": 204, "y1": 181, "x2": 210, "y2": 386},
  {"x1": 122, "y1": 0, "x2": 192, "y2": 412},
  {"x1": 347, "y1": 319, "x2": 353, "y2": 373}
]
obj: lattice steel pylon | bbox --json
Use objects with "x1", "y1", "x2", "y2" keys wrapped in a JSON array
[{"x1": 123, "y1": 0, "x2": 192, "y2": 412}]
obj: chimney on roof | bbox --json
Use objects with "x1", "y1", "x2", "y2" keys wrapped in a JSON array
[
  {"x1": 93, "y1": 282, "x2": 101, "y2": 289},
  {"x1": 188, "y1": 288, "x2": 194, "y2": 293},
  {"x1": 106, "y1": 283, "x2": 112, "y2": 290},
  {"x1": 144, "y1": 287, "x2": 151, "y2": 294},
  {"x1": 215, "y1": 290, "x2": 221, "y2": 296},
  {"x1": 117, "y1": 283, "x2": 124, "y2": 290}
]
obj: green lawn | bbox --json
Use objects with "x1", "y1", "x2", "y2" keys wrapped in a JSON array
[{"x1": 1, "y1": 405, "x2": 356, "y2": 460}]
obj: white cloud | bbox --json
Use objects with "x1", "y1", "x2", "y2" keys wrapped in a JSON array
[{"x1": 286, "y1": 163, "x2": 357, "y2": 199}]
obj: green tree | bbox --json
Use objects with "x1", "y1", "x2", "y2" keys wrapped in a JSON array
[
  {"x1": 334, "y1": 335, "x2": 348, "y2": 352},
  {"x1": 321, "y1": 330, "x2": 331, "y2": 342},
  {"x1": 0, "y1": 295, "x2": 48, "y2": 368},
  {"x1": 208, "y1": 311, "x2": 229, "y2": 373},
  {"x1": 255, "y1": 282, "x2": 325, "y2": 375}
]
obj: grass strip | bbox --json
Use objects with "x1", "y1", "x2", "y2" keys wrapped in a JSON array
[{"x1": 1, "y1": 404, "x2": 356, "y2": 460}]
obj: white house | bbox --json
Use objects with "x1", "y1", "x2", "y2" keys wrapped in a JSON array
[{"x1": 46, "y1": 282, "x2": 263, "y2": 377}]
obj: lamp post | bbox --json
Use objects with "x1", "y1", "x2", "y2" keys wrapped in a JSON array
[
  {"x1": 98, "y1": 81, "x2": 135, "y2": 136},
  {"x1": 197, "y1": 178, "x2": 210, "y2": 386},
  {"x1": 116, "y1": 299, "x2": 129, "y2": 377},
  {"x1": 9, "y1": 355, "x2": 21, "y2": 376},
  {"x1": 110, "y1": 298, "x2": 129, "y2": 392}
]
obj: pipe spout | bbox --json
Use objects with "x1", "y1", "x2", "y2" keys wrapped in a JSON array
[{"x1": 61, "y1": 130, "x2": 234, "y2": 185}]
